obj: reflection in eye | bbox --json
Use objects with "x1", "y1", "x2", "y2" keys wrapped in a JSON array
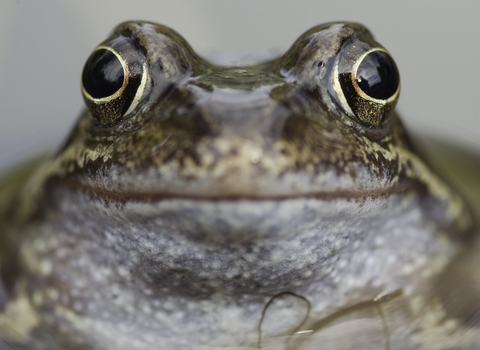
[
  {"x1": 355, "y1": 50, "x2": 399, "y2": 101},
  {"x1": 82, "y1": 48, "x2": 126, "y2": 99}
]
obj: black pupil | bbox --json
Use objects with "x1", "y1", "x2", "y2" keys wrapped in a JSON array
[
  {"x1": 82, "y1": 49, "x2": 125, "y2": 99},
  {"x1": 355, "y1": 51, "x2": 399, "y2": 100}
]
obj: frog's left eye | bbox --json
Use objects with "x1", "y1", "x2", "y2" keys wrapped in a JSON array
[
  {"x1": 81, "y1": 41, "x2": 148, "y2": 127},
  {"x1": 334, "y1": 48, "x2": 400, "y2": 127}
]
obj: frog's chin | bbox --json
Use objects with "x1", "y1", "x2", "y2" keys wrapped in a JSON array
[{"x1": 39, "y1": 184, "x2": 462, "y2": 300}]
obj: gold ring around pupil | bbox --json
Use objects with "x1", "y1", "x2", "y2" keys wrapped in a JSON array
[
  {"x1": 353, "y1": 50, "x2": 399, "y2": 101},
  {"x1": 82, "y1": 46, "x2": 129, "y2": 102}
]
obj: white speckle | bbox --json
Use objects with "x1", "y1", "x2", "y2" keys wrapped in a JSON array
[
  {"x1": 46, "y1": 288, "x2": 59, "y2": 301},
  {"x1": 55, "y1": 247, "x2": 69, "y2": 259},
  {"x1": 32, "y1": 291, "x2": 43, "y2": 306},
  {"x1": 73, "y1": 278, "x2": 87, "y2": 289},
  {"x1": 39, "y1": 259, "x2": 53, "y2": 276},
  {"x1": 117, "y1": 266, "x2": 131, "y2": 280},
  {"x1": 0, "y1": 294, "x2": 40, "y2": 341},
  {"x1": 303, "y1": 270, "x2": 313, "y2": 277},
  {"x1": 154, "y1": 311, "x2": 164, "y2": 321},
  {"x1": 225, "y1": 267, "x2": 239, "y2": 279},
  {"x1": 73, "y1": 300, "x2": 84, "y2": 313},
  {"x1": 141, "y1": 303, "x2": 152, "y2": 315},
  {"x1": 60, "y1": 292, "x2": 69, "y2": 305},
  {"x1": 336, "y1": 257, "x2": 348, "y2": 269},
  {"x1": 101, "y1": 310, "x2": 111, "y2": 319}
]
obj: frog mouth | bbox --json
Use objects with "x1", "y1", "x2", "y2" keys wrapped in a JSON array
[{"x1": 51, "y1": 176, "x2": 418, "y2": 202}]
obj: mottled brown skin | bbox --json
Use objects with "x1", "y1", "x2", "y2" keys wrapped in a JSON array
[{"x1": 0, "y1": 22, "x2": 479, "y2": 349}]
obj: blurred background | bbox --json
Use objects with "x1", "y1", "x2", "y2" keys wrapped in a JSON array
[{"x1": 1, "y1": 0, "x2": 479, "y2": 171}]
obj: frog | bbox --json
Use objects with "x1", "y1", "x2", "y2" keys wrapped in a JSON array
[{"x1": 0, "y1": 20, "x2": 479, "y2": 350}]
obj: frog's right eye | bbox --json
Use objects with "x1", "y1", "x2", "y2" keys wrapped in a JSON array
[
  {"x1": 81, "y1": 40, "x2": 148, "y2": 127},
  {"x1": 333, "y1": 48, "x2": 400, "y2": 127}
]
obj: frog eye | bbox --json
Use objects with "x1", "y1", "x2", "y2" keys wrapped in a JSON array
[
  {"x1": 81, "y1": 43, "x2": 148, "y2": 127},
  {"x1": 334, "y1": 49, "x2": 400, "y2": 127}
]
